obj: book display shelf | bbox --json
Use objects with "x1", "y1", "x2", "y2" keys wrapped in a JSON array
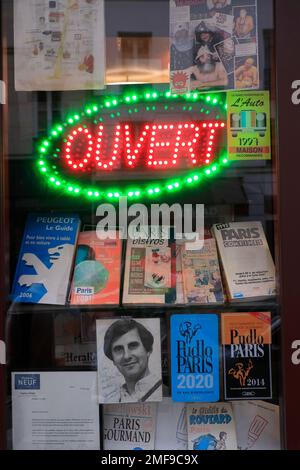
[{"x1": 1, "y1": 0, "x2": 300, "y2": 453}]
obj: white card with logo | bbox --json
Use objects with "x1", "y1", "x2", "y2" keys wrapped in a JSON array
[{"x1": 12, "y1": 371, "x2": 100, "y2": 450}]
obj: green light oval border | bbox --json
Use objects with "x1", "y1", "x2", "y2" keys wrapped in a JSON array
[{"x1": 37, "y1": 89, "x2": 229, "y2": 201}]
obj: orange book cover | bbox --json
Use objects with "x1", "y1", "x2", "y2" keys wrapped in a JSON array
[{"x1": 70, "y1": 231, "x2": 121, "y2": 305}]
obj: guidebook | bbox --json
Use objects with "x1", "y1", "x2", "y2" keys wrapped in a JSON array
[
  {"x1": 170, "y1": 313, "x2": 219, "y2": 402},
  {"x1": 221, "y1": 312, "x2": 272, "y2": 399},
  {"x1": 11, "y1": 214, "x2": 80, "y2": 305},
  {"x1": 123, "y1": 226, "x2": 176, "y2": 305},
  {"x1": 212, "y1": 221, "x2": 276, "y2": 301},
  {"x1": 187, "y1": 402, "x2": 237, "y2": 450},
  {"x1": 103, "y1": 402, "x2": 157, "y2": 450},
  {"x1": 181, "y1": 238, "x2": 224, "y2": 304},
  {"x1": 70, "y1": 230, "x2": 121, "y2": 305}
]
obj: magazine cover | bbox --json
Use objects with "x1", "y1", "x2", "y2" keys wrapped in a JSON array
[
  {"x1": 227, "y1": 90, "x2": 271, "y2": 161},
  {"x1": 212, "y1": 221, "x2": 276, "y2": 301},
  {"x1": 181, "y1": 238, "x2": 224, "y2": 304},
  {"x1": 170, "y1": 0, "x2": 259, "y2": 93},
  {"x1": 14, "y1": 0, "x2": 106, "y2": 91},
  {"x1": 103, "y1": 402, "x2": 157, "y2": 450},
  {"x1": 232, "y1": 400, "x2": 280, "y2": 450},
  {"x1": 54, "y1": 312, "x2": 97, "y2": 367},
  {"x1": 187, "y1": 402, "x2": 237, "y2": 450},
  {"x1": 70, "y1": 230, "x2": 121, "y2": 305},
  {"x1": 170, "y1": 313, "x2": 219, "y2": 402},
  {"x1": 11, "y1": 213, "x2": 80, "y2": 305},
  {"x1": 96, "y1": 317, "x2": 163, "y2": 404},
  {"x1": 123, "y1": 226, "x2": 176, "y2": 305},
  {"x1": 155, "y1": 398, "x2": 188, "y2": 450},
  {"x1": 221, "y1": 312, "x2": 272, "y2": 399}
]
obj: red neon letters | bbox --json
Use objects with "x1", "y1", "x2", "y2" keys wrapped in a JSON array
[{"x1": 62, "y1": 121, "x2": 225, "y2": 172}]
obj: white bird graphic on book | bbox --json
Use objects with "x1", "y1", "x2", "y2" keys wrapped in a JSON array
[{"x1": 18, "y1": 244, "x2": 73, "y2": 302}]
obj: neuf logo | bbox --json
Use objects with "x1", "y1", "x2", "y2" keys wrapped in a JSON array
[
  {"x1": 15, "y1": 374, "x2": 40, "y2": 390},
  {"x1": 0, "y1": 340, "x2": 5, "y2": 365}
]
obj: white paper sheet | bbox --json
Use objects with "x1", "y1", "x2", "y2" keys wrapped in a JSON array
[
  {"x1": 12, "y1": 371, "x2": 100, "y2": 450},
  {"x1": 155, "y1": 398, "x2": 188, "y2": 450},
  {"x1": 232, "y1": 400, "x2": 281, "y2": 450},
  {"x1": 14, "y1": 0, "x2": 106, "y2": 91}
]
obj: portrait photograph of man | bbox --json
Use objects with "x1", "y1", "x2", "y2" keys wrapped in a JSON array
[{"x1": 96, "y1": 317, "x2": 163, "y2": 404}]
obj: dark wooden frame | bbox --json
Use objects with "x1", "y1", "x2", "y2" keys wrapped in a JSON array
[
  {"x1": 275, "y1": 0, "x2": 300, "y2": 451},
  {"x1": 0, "y1": 0, "x2": 8, "y2": 451}
]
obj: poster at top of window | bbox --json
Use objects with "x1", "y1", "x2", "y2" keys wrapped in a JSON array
[{"x1": 170, "y1": 0, "x2": 259, "y2": 94}]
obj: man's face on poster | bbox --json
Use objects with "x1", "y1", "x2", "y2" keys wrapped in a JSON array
[
  {"x1": 111, "y1": 328, "x2": 150, "y2": 383},
  {"x1": 211, "y1": 0, "x2": 227, "y2": 8},
  {"x1": 245, "y1": 58, "x2": 254, "y2": 69},
  {"x1": 223, "y1": 38, "x2": 234, "y2": 54},
  {"x1": 175, "y1": 28, "x2": 188, "y2": 41},
  {"x1": 200, "y1": 32, "x2": 211, "y2": 42},
  {"x1": 197, "y1": 50, "x2": 213, "y2": 67}
]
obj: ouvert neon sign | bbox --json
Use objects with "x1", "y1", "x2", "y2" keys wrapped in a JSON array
[{"x1": 36, "y1": 90, "x2": 229, "y2": 201}]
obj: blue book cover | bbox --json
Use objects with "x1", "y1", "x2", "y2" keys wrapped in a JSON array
[
  {"x1": 11, "y1": 214, "x2": 80, "y2": 305},
  {"x1": 171, "y1": 314, "x2": 219, "y2": 402}
]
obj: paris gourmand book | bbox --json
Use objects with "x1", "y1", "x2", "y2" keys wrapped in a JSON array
[
  {"x1": 122, "y1": 226, "x2": 176, "y2": 305},
  {"x1": 11, "y1": 214, "x2": 80, "y2": 305},
  {"x1": 187, "y1": 402, "x2": 237, "y2": 451},
  {"x1": 170, "y1": 314, "x2": 219, "y2": 402},
  {"x1": 181, "y1": 238, "x2": 224, "y2": 305},
  {"x1": 212, "y1": 221, "x2": 276, "y2": 302},
  {"x1": 70, "y1": 230, "x2": 121, "y2": 305},
  {"x1": 103, "y1": 402, "x2": 157, "y2": 450},
  {"x1": 221, "y1": 312, "x2": 272, "y2": 400}
]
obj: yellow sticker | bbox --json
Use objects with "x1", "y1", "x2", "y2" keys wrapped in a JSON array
[{"x1": 227, "y1": 91, "x2": 271, "y2": 161}]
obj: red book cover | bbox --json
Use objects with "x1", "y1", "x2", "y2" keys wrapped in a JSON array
[{"x1": 70, "y1": 231, "x2": 121, "y2": 305}]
